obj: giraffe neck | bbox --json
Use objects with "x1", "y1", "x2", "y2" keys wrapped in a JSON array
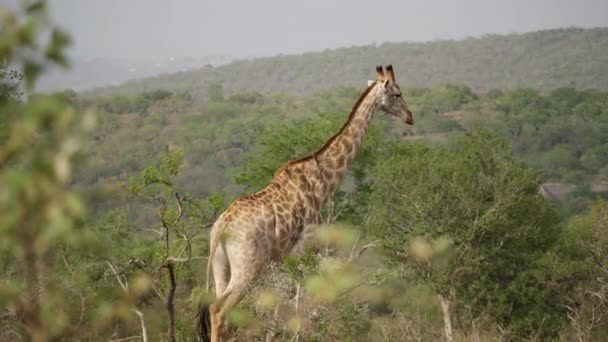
[{"x1": 313, "y1": 83, "x2": 380, "y2": 202}]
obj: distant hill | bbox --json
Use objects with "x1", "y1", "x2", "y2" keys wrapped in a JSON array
[{"x1": 90, "y1": 27, "x2": 608, "y2": 100}]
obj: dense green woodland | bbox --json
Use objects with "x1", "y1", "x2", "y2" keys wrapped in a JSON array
[
  {"x1": 92, "y1": 27, "x2": 608, "y2": 100},
  {"x1": 72, "y1": 82, "x2": 608, "y2": 218},
  {"x1": 3, "y1": 3, "x2": 608, "y2": 341}
]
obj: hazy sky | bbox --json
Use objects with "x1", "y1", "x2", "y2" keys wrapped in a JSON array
[{"x1": 4, "y1": 0, "x2": 608, "y2": 61}]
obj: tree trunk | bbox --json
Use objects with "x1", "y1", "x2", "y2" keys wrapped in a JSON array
[
  {"x1": 166, "y1": 263, "x2": 177, "y2": 342},
  {"x1": 439, "y1": 295, "x2": 454, "y2": 342}
]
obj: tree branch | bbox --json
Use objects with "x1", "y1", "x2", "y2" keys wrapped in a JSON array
[
  {"x1": 105, "y1": 261, "x2": 127, "y2": 292},
  {"x1": 110, "y1": 336, "x2": 142, "y2": 342}
]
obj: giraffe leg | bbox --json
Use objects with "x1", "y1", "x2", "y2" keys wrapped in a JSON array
[
  {"x1": 209, "y1": 302, "x2": 221, "y2": 342},
  {"x1": 209, "y1": 288, "x2": 237, "y2": 342},
  {"x1": 215, "y1": 281, "x2": 251, "y2": 341},
  {"x1": 208, "y1": 244, "x2": 230, "y2": 342}
]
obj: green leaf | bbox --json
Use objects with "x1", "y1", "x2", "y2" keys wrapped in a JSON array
[
  {"x1": 23, "y1": 59, "x2": 42, "y2": 90},
  {"x1": 25, "y1": 1, "x2": 46, "y2": 14},
  {"x1": 17, "y1": 21, "x2": 36, "y2": 45}
]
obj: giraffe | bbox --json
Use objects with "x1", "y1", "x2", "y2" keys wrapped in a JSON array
[{"x1": 200, "y1": 65, "x2": 413, "y2": 342}]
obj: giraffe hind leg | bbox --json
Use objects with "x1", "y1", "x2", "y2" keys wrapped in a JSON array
[
  {"x1": 214, "y1": 282, "x2": 250, "y2": 341},
  {"x1": 207, "y1": 287, "x2": 234, "y2": 342},
  {"x1": 213, "y1": 253, "x2": 266, "y2": 341}
]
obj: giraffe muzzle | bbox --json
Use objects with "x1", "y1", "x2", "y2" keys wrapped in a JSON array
[{"x1": 405, "y1": 109, "x2": 414, "y2": 125}]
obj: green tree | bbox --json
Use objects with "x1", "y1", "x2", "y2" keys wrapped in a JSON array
[
  {"x1": 545, "y1": 200, "x2": 608, "y2": 341},
  {"x1": 208, "y1": 83, "x2": 225, "y2": 102},
  {"x1": 368, "y1": 130, "x2": 562, "y2": 340},
  {"x1": 549, "y1": 87, "x2": 581, "y2": 114},
  {"x1": 119, "y1": 150, "x2": 222, "y2": 340},
  {"x1": 0, "y1": 3, "x2": 160, "y2": 340},
  {"x1": 0, "y1": 2, "x2": 97, "y2": 340}
]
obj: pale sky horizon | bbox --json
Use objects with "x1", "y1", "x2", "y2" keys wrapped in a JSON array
[{"x1": 3, "y1": 0, "x2": 608, "y2": 61}]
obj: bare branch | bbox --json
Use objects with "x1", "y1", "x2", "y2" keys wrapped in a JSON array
[
  {"x1": 171, "y1": 222, "x2": 213, "y2": 268},
  {"x1": 159, "y1": 192, "x2": 174, "y2": 256},
  {"x1": 110, "y1": 336, "x2": 142, "y2": 342},
  {"x1": 61, "y1": 248, "x2": 75, "y2": 278},
  {"x1": 349, "y1": 240, "x2": 379, "y2": 262},
  {"x1": 141, "y1": 228, "x2": 164, "y2": 238},
  {"x1": 105, "y1": 261, "x2": 127, "y2": 292},
  {"x1": 333, "y1": 192, "x2": 353, "y2": 222},
  {"x1": 132, "y1": 309, "x2": 148, "y2": 342},
  {"x1": 171, "y1": 193, "x2": 184, "y2": 228},
  {"x1": 106, "y1": 261, "x2": 148, "y2": 342}
]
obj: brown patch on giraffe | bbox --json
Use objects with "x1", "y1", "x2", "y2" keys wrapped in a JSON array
[
  {"x1": 324, "y1": 158, "x2": 336, "y2": 169},
  {"x1": 342, "y1": 139, "x2": 354, "y2": 154},
  {"x1": 331, "y1": 148, "x2": 342, "y2": 158},
  {"x1": 305, "y1": 193, "x2": 318, "y2": 209},
  {"x1": 323, "y1": 169, "x2": 333, "y2": 182},
  {"x1": 283, "y1": 166, "x2": 292, "y2": 177},
  {"x1": 336, "y1": 155, "x2": 346, "y2": 168},
  {"x1": 243, "y1": 188, "x2": 269, "y2": 201},
  {"x1": 291, "y1": 165, "x2": 303, "y2": 174}
]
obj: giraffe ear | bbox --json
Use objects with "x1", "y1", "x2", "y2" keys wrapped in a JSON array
[
  {"x1": 367, "y1": 80, "x2": 375, "y2": 86},
  {"x1": 376, "y1": 65, "x2": 385, "y2": 81},
  {"x1": 386, "y1": 65, "x2": 396, "y2": 82}
]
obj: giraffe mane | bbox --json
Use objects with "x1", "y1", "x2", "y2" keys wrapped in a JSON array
[{"x1": 278, "y1": 81, "x2": 379, "y2": 171}]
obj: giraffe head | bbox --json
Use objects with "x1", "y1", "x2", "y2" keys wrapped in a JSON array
[{"x1": 374, "y1": 65, "x2": 414, "y2": 125}]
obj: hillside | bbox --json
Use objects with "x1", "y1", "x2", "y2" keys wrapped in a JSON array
[{"x1": 90, "y1": 27, "x2": 608, "y2": 100}]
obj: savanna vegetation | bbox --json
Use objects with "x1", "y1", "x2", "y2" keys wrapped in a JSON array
[{"x1": 2, "y1": 2, "x2": 608, "y2": 341}]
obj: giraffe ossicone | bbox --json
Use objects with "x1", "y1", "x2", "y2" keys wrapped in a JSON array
[{"x1": 201, "y1": 65, "x2": 413, "y2": 342}]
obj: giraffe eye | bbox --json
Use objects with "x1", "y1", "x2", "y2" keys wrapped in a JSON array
[{"x1": 394, "y1": 93, "x2": 402, "y2": 98}]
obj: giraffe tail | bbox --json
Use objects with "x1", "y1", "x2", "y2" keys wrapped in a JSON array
[
  {"x1": 206, "y1": 219, "x2": 226, "y2": 292},
  {"x1": 200, "y1": 223, "x2": 220, "y2": 342},
  {"x1": 198, "y1": 304, "x2": 211, "y2": 342}
]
